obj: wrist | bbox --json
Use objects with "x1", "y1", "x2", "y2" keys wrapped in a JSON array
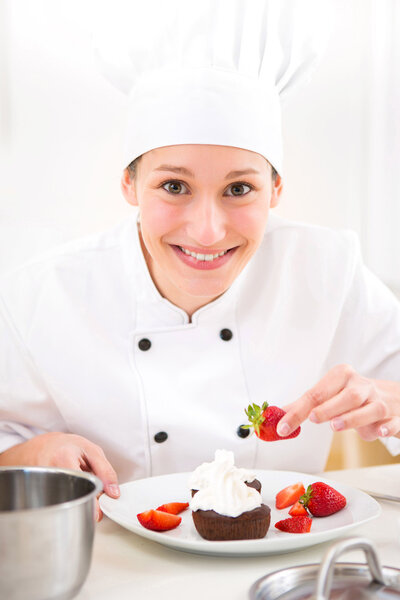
[{"x1": 0, "y1": 432, "x2": 65, "y2": 467}]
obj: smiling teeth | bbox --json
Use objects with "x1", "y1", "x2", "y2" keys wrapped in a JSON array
[{"x1": 179, "y1": 247, "x2": 228, "y2": 261}]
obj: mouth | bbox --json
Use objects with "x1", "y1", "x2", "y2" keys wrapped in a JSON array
[
  {"x1": 178, "y1": 245, "x2": 231, "y2": 261},
  {"x1": 170, "y1": 244, "x2": 238, "y2": 270}
]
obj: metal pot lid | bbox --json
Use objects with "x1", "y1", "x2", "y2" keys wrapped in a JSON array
[{"x1": 249, "y1": 537, "x2": 400, "y2": 600}]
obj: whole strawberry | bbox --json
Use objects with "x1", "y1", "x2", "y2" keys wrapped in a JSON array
[
  {"x1": 244, "y1": 402, "x2": 301, "y2": 441},
  {"x1": 300, "y1": 482, "x2": 346, "y2": 517}
]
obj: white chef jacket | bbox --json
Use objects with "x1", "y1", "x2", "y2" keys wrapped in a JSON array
[{"x1": 1, "y1": 211, "x2": 400, "y2": 482}]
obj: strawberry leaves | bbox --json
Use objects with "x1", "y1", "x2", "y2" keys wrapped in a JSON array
[{"x1": 244, "y1": 402, "x2": 268, "y2": 436}]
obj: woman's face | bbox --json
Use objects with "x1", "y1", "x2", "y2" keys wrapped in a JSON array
[{"x1": 121, "y1": 144, "x2": 282, "y2": 315}]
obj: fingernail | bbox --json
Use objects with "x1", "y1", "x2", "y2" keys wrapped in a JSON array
[
  {"x1": 309, "y1": 411, "x2": 318, "y2": 423},
  {"x1": 380, "y1": 426, "x2": 389, "y2": 437},
  {"x1": 277, "y1": 422, "x2": 290, "y2": 437},
  {"x1": 107, "y1": 484, "x2": 120, "y2": 497},
  {"x1": 331, "y1": 418, "x2": 345, "y2": 431}
]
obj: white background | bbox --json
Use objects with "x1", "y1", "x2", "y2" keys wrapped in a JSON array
[{"x1": 0, "y1": 0, "x2": 399, "y2": 291}]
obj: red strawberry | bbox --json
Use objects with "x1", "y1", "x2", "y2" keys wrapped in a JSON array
[
  {"x1": 244, "y1": 402, "x2": 301, "y2": 441},
  {"x1": 275, "y1": 482, "x2": 305, "y2": 509},
  {"x1": 137, "y1": 509, "x2": 181, "y2": 531},
  {"x1": 156, "y1": 502, "x2": 189, "y2": 515},
  {"x1": 288, "y1": 501, "x2": 308, "y2": 516},
  {"x1": 275, "y1": 516, "x2": 312, "y2": 533},
  {"x1": 300, "y1": 482, "x2": 346, "y2": 517}
]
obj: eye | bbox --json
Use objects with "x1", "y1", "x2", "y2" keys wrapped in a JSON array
[
  {"x1": 161, "y1": 180, "x2": 188, "y2": 194},
  {"x1": 225, "y1": 182, "x2": 253, "y2": 196}
]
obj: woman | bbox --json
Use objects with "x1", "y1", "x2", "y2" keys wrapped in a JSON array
[{"x1": 1, "y1": 1, "x2": 400, "y2": 521}]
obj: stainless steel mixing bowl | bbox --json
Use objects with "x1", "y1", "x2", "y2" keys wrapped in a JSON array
[{"x1": 0, "y1": 466, "x2": 103, "y2": 600}]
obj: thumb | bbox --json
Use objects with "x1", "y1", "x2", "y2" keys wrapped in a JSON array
[{"x1": 95, "y1": 498, "x2": 103, "y2": 523}]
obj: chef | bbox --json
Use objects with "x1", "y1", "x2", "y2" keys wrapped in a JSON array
[{"x1": 1, "y1": 0, "x2": 400, "y2": 521}]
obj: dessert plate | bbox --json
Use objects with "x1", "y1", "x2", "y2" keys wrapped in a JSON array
[{"x1": 99, "y1": 470, "x2": 381, "y2": 557}]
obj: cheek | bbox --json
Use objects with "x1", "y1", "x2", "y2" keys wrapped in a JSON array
[
  {"x1": 140, "y1": 200, "x2": 183, "y2": 240},
  {"x1": 230, "y1": 202, "x2": 270, "y2": 242}
]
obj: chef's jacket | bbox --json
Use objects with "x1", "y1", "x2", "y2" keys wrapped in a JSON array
[{"x1": 1, "y1": 211, "x2": 400, "y2": 482}]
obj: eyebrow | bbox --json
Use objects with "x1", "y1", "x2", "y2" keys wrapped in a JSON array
[{"x1": 153, "y1": 164, "x2": 262, "y2": 179}]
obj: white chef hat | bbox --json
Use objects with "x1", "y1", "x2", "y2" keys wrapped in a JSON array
[{"x1": 94, "y1": 0, "x2": 332, "y2": 175}]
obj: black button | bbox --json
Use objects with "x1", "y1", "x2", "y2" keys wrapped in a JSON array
[
  {"x1": 138, "y1": 338, "x2": 151, "y2": 351},
  {"x1": 220, "y1": 328, "x2": 233, "y2": 341},
  {"x1": 154, "y1": 431, "x2": 168, "y2": 443},
  {"x1": 237, "y1": 425, "x2": 250, "y2": 438}
]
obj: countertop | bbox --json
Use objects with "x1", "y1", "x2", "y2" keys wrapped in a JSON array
[{"x1": 76, "y1": 464, "x2": 400, "y2": 600}]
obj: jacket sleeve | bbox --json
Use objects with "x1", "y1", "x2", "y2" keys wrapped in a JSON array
[
  {"x1": 323, "y1": 231, "x2": 400, "y2": 455},
  {"x1": 0, "y1": 294, "x2": 67, "y2": 454}
]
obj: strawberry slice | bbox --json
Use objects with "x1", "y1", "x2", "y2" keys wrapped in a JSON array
[
  {"x1": 137, "y1": 509, "x2": 181, "y2": 531},
  {"x1": 275, "y1": 516, "x2": 312, "y2": 533},
  {"x1": 156, "y1": 502, "x2": 189, "y2": 515},
  {"x1": 275, "y1": 482, "x2": 305, "y2": 509},
  {"x1": 244, "y1": 402, "x2": 301, "y2": 441},
  {"x1": 288, "y1": 501, "x2": 308, "y2": 516}
]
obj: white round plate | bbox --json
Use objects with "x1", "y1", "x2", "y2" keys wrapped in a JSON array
[{"x1": 99, "y1": 470, "x2": 381, "y2": 557}]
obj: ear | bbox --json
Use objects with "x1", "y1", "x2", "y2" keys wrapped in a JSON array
[
  {"x1": 270, "y1": 173, "x2": 283, "y2": 208},
  {"x1": 121, "y1": 169, "x2": 138, "y2": 206}
]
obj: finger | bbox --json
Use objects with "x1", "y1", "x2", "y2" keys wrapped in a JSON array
[
  {"x1": 281, "y1": 364, "x2": 356, "y2": 413},
  {"x1": 95, "y1": 498, "x2": 103, "y2": 523},
  {"x1": 378, "y1": 416, "x2": 400, "y2": 437},
  {"x1": 278, "y1": 364, "x2": 356, "y2": 435},
  {"x1": 50, "y1": 448, "x2": 113, "y2": 517},
  {"x1": 330, "y1": 400, "x2": 389, "y2": 432},
  {"x1": 309, "y1": 382, "x2": 372, "y2": 424},
  {"x1": 357, "y1": 416, "x2": 400, "y2": 441},
  {"x1": 80, "y1": 444, "x2": 120, "y2": 498}
]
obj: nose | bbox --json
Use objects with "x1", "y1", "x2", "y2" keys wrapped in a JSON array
[{"x1": 185, "y1": 195, "x2": 227, "y2": 247}]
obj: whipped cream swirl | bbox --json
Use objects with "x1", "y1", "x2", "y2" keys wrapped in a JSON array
[{"x1": 189, "y1": 450, "x2": 262, "y2": 518}]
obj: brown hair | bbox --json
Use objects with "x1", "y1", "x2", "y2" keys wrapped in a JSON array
[
  {"x1": 126, "y1": 154, "x2": 278, "y2": 181},
  {"x1": 126, "y1": 155, "x2": 142, "y2": 179}
]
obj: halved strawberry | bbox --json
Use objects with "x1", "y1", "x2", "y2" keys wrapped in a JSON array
[
  {"x1": 275, "y1": 482, "x2": 305, "y2": 509},
  {"x1": 275, "y1": 516, "x2": 312, "y2": 533},
  {"x1": 137, "y1": 509, "x2": 181, "y2": 531},
  {"x1": 288, "y1": 501, "x2": 308, "y2": 516},
  {"x1": 156, "y1": 502, "x2": 189, "y2": 515}
]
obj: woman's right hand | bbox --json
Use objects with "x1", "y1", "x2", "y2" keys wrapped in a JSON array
[{"x1": 0, "y1": 431, "x2": 120, "y2": 521}]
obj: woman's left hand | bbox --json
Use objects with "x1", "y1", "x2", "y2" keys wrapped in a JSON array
[{"x1": 276, "y1": 364, "x2": 400, "y2": 441}]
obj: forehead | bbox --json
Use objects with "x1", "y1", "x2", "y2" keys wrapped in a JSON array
[{"x1": 140, "y1": 144, "x2": 269, "y2": 176}]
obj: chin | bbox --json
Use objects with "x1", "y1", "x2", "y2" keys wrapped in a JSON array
[{"x1": 181, "y1": 279, "x2": 231, "y2": 300}]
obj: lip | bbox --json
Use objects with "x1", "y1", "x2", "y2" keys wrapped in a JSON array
[{"x1": 170, "y1": 244, "x2": 238, "y2": 270}]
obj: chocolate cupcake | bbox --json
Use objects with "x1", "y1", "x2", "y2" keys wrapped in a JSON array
[
  {"x1": 192, "y1": 503, "x2": 271, "y2": 541},
  {"x1": 188, "y1": 449, "x2": 270, "y2": 540}
]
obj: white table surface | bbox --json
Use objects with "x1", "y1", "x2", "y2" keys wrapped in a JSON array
[{"x1": 76, "y1": 464, "x2": 400, "y2": 600}]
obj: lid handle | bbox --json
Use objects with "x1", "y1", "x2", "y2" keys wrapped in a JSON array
[{"x1": 313, "y1": 537, "x2": 388, "y2": 600}]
